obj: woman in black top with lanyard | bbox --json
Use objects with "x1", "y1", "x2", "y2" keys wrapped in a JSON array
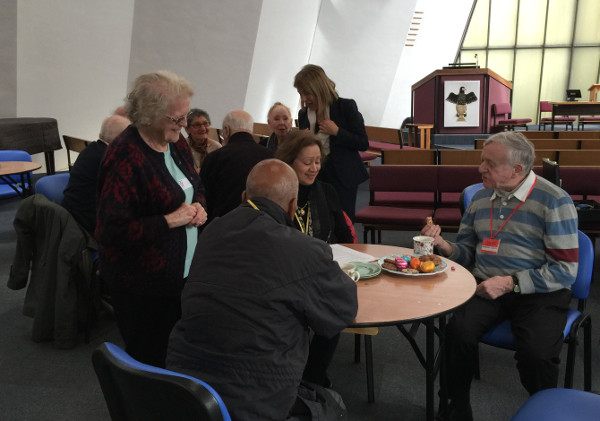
[
  {"x1": 275, "y1": 130, "x2": 353, "y2": 244},
  {"x1": 293, "y1": 64, "x2": 369, "y2": 221}
]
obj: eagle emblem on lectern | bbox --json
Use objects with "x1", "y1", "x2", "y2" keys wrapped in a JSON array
[{"x1": 446, "y1": 87, "x2": 478, "y2": 121}]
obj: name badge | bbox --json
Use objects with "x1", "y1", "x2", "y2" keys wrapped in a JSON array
[
  {"x1": 481, "y1": 238, "x2": 500, "y2": 254},
  {"x1": 178, "y1": 177, "x2": 192, "y2": 190}
]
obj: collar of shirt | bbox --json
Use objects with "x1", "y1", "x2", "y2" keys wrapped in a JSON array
[
  {"x1": 307, "y1": 106, "x2": 330, "y2": 130},
  {"x1": 490, "y1": 170, "x2": 536, "y2": 202}
]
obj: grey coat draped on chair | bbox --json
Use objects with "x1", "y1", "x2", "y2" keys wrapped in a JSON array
[{"x1": 8, "y1": 194, "x2": 97, "y2": 349}]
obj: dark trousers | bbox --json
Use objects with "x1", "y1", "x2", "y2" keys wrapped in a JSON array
[
  {"x1": 303, "y1": 334, "x2": 341, "y2": 387},
  {"x1": 447, "y1": 289, "x2": 572, "y2": 407},
  {"x1": 110, "y1": 290, "x2": 182, "y2": 368}
]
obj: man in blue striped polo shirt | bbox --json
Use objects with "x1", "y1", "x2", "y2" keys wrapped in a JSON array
[{"x1": 422, "y1": 131, "x2": 578, "y2": 421}]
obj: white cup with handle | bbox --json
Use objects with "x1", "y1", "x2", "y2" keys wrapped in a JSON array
[{"x1": 338, "y1": 262, "x2": 360, "y2": 282}]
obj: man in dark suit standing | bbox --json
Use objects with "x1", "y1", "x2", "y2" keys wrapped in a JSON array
[{"x1": 200, "y1": 110, "x2": 273, "y2": 222}]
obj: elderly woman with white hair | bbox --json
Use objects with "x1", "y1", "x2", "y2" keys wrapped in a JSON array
[
  {"x1": 260, "y1": 101, "x2": 293, "y2": 152},
  {"x1": 96, "y1": 70, "x2": 207, "y2": 367}
]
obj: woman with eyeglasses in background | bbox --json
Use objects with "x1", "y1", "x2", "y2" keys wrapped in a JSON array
[
  {"x1": 96, "y1": 70, "x2": 207, "y2": 368},
  {"x1": 185, "y1": 108, "x2": 222, "y2": 172}
]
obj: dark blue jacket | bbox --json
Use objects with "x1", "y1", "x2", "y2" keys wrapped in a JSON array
[
  {"x1": 298, "y1": 97, "x2": 369, "y2": 189},
  {"x1": 61, "y1": 140, "x2": 107, "y2": 234}
]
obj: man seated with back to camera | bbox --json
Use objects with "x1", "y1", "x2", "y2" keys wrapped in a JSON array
[
  {"x1": 200, "y1": 109, "x2": 273, "y2": 223},
  {"x1": 61, "y1": 114, "x2": 130, "y2": 235},
  {"x1": 167, "y1": 159, "x2": 358, "y2": 421},
  {"x1": 420, "y1": 131, "x2": 578, "y2": 421}
]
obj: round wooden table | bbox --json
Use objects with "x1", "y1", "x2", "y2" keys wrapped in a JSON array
[
  {"x1": 345, "y1": 243, "x2": 476, "y2": 326},
  {"x1": 0, "y1": 161, "x2": 41, "y2": 197},
  {"x1": 341, "y1": 243, "x2": 476, "y2": 420}
]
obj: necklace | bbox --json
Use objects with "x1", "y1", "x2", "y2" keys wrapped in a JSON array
[
  {"x1": 295, "y1": 202, "x2": 311, "y2": 234},
  {"x1": 296, "y1": 201, "x2": 309, "y2": 217}
]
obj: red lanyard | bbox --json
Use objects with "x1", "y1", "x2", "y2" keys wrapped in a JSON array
[{"x1": 489, "y1": 177, "x2": 537, "y2": 239}]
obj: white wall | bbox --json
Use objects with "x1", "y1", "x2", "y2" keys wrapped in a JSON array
[
  {"x1": 306, "y1": 0, "x2": 474, "y2": 128},
  {"x1": 244, "y1": 0, "x2": 322, "y2": 124},
  {"x1": 308, "y1": 0, "x2": 417, "y2": 127},
  {"x1": 0, "y1": 0, "x2": 17, "y2": 117},
  {"x1": 128, "y1": 0, "x2": 263, "y2": 128},
  {"x1": 17, "y1": 0, "x2": 134, "y2": 171},
  {"x1": 382, "y1": 0, "x2": 475, "y2": 126}
]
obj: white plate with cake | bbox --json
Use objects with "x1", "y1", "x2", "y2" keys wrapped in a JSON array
[{"x1": 377, "y1": 254, "x2": 448, "y2": 277}]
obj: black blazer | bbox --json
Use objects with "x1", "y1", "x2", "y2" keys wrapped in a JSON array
[
  {"x1": 298, "y1": 97, "x2": 369, "y2": 189},
  {"x1": 200, "y1": 131, "x2": 273, "y2": 222}
]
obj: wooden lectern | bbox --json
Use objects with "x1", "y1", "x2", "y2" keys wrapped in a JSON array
[
  {"x1": 589, "y1": 84, "x2": 600, "y2": 102},
  {"x1": 411, "y1": 68, "x2": 512, "y2": 134}
]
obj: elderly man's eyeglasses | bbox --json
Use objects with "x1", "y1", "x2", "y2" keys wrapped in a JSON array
[{"x1": 164, "y1": 114, "x2": 188, "y2": 125}]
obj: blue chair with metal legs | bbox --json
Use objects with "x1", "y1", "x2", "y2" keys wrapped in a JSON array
[
  {"x1": 511, "y1": 388, "x2": 600, "y2": 421},
  {"x1": 477, "y1": 230, "x2": 594, "y2": 391},
  {"x1": 92, "y1": 342, "x2": 232, "y2": 421},
  {"x1": 34, "y1": 173, "x2": 70, "y2": 204}
]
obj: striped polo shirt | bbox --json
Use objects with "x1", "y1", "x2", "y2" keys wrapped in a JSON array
[{"x1": 449, "y1": 171, "x2": 579, "y2": 294}]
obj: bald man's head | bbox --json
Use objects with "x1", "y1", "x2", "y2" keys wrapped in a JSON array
[
  {"x1": 245, "y1": 159, "x2": 298, "y2": 215},
  {"x1": 113, "y1": 106, "x2": 127, "y2": 118},
  {"x1": 99, "y1": 115, "x2": 130, "y2": 144}
]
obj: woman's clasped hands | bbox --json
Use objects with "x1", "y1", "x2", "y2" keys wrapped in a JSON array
[{"x1": 165, "y1": 202, "x2": 207, "y2": 228}]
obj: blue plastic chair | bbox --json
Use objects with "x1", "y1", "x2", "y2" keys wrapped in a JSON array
[
  {"x1": 34, "y1": 173, "x2": 70, "y2": 204},
  {"x1": 459, "y1": 182, "x2": 484, "y2": 215},
  {"x1": 511, "y1": 388, "x2": 600, "y2": 421},
  {"x1": 478, "y1": 230, "x2": 594, "y2": 391},
  {"x1": 0, "y1": 150, "x2": 33, "y2": 199},
  {"x1": 92, "y1": 342, "x2": 232, "y2": 421}
]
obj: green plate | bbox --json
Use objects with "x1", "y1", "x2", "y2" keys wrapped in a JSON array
[{"x1": 350, "y1": 262, "x2": 382, "y2": 280}]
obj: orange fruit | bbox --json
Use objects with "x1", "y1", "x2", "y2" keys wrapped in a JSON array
[
  {"x1": 410, "y1": 258, "x2": 421, "y2": 269},
  {"x1": 420, "y1": 261, "x2": 435, "y2": 273}
]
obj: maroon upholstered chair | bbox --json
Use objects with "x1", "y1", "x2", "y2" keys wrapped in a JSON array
[
  {"x1": 359, "y1": 151, "x2": 378, "y2": 166},
  {"x1": 365, "y1": 125, "x2": 402, "y2": 156},
  {"x1": 355, "y1": 165, "x2": 436, "y2": 243},
  {"x1": 433, "y1": 166, "x2": 481, "y2": 231},
  {"x1": 560, "y1": 166, "x2": 600, "y2": 201},
  {"x1": 539, "y1": 101, "x2": 575, "y2": 130},
  {"x1": 492, "y1": 102, "x2": 532, "y2": 132},
  {"x1": 578, "y1": 116, "x2": 600, "y2": 130}
]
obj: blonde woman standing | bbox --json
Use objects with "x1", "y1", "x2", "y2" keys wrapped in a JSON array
[{"x1": 294, "y1": 64, "x2": 369, "y2": 221}]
